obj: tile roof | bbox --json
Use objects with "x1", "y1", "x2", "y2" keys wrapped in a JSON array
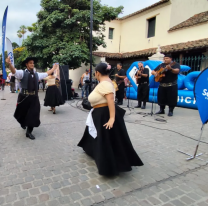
[
  {"x1": 118, "y1": 0, "x2": 170, "y2": 20},
  {"x1": 93, "y1": 38, "x2": 208, "y2": 59},
  {"x1": 169, "y1": 11, "x2": 208, "y2": 32}
]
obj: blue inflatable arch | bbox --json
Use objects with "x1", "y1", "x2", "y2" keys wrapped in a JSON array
[{"x1": 126, "y1": 60, "x2": 199, "y2": 109}]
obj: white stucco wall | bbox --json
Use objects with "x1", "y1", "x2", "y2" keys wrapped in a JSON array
[
  {"x1": 97, "y1": 20, "x2": 122, "y2": 53},
  {"x1": 69, "y1": 56, "x2": 101, "y2": 87},
  {"x1": 170, "y1": 0, "x2": 208, "y2": 28},
  {"x1": 99, "y1": 1, "x2": 208, "y2": 53},
  {"x1": 119, "y1": 3, "x2": 172, "y2": 52}
]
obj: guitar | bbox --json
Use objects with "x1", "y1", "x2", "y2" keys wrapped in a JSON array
[
  {"x1": 136, "y1": 67, "x2": 143, "y2": 84},
  {"x1": 155, "y1": 62, "x2": 176, "y2": 82}
]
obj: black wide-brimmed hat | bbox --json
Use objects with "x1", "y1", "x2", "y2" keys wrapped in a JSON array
[
  {"x1": 22, "y1": 57, "x2": 38, "y2": 67},
  {"x1": 164, "y1": 53, "x2": 172, "y2": 58}
]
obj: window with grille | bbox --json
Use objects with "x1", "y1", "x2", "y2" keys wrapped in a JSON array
[
  {"x1": 109, "y1": 28, "x2": 114, "y2": 39},
  {"x1": 147, "y1": 17, "x2": 156, "y2": 38}
]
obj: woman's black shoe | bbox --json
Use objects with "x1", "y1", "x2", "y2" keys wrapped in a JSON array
[
  {"x1": 26, "y1": 133, "x2": 35, "y2": 140},
  {"x1": 168, "y1": 111, "x2": 173, "y2": 116},
  {"x1": 156, "y1": 110, "x2": 165, "y2": 114},
  {"x1": 135, "y1": 105, "x2": 141, "y2": 108}
]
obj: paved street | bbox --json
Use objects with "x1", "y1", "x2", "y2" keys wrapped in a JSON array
[{"x1": 0, "y1": 86, "x2": 208, "y2": 206}]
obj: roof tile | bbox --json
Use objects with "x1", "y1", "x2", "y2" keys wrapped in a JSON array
[
  {"x1": 118, "y1": 0, "x2": 170, "y2": 20},
  {"x1": 93, "y1": 38, "x2": 208, "y2": 59},
  {"x1": 169, "y1": 11, "x2": 208, "y2": 31}
]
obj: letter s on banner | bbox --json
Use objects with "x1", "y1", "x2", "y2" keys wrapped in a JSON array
[
  {"x1": 202, "y1": 89, "x2": 207, "y2": 96},
  {"x1": 194, "y1": 68, "x2": 208, "y2": 124}
]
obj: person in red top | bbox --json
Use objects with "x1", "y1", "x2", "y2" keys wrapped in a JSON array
[{"x1": 0, "y1": 74, "x2": 6, "y2": 91}]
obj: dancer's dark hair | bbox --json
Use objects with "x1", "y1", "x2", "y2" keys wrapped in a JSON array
[{"x1": 95, "y1": 63, "x2": 111, "y2": 76}]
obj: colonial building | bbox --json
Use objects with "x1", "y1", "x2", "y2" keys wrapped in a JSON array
[{"x1": 70, "y1": 0, "x2": 208, "y2": 87}]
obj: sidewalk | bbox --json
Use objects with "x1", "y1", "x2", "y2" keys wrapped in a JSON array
[{"x1": 0, "y1": 86, "x2": 208, "y2": 206}]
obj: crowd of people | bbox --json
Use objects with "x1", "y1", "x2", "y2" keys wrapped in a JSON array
[
  {"x1": 4, "y1": 53, "x2": 179, "y2": 176},
  {"x1": 0, "y1": 71, "x2": 46, "y2": 93}
]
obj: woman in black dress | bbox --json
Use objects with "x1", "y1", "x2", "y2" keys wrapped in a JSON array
[
  {"x1": 78, "y1": 63, "x2": 143, "y2": 176},
  {"x1": 44, "y1": 64, "x2": 65, "y2": 114}
]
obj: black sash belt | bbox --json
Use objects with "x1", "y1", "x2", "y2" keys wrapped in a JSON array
[
  {"x1": 160, "y1": 81, "x2": 177, "y2": 87},
  {"x1": 139, "y1": 82, "x2": 148, "y2": 85},
  {"x1": 21, "y1": 89, "x2": 36, "y2": 95}
]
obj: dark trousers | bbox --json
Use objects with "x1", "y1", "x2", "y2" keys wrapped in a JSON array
[
  {"x1": 116, "y1": 82, "x2": 125, "y2": 103},
  {"x1": 42, "y1": 81, "x2": 45, "y2": 91},
  {"x1": 158, "y1": 84, "x2": 178, "y2": 110},
  {"x1": 10, "y1": 82, "x2": 15, "y2": 92},
  {"x1": 1, "y1": 83, "x2": 5, "y2": 91},
  {"x1": 137, "y1": 84, "x2": 149, "y2": 103}
]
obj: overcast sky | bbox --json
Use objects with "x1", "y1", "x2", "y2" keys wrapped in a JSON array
[{"x1": 0, "y1": 0, "x2": 159, "y2": 54}]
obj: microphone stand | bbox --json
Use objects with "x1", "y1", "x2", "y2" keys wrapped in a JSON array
[
  {"x1": 137, "y1": 76, "x2": 165, "y2": 121},
  {"x1": 127, "y1": 81, "x2": 132, "y2": 109}
]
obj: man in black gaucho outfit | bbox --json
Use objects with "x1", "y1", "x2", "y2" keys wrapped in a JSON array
[
  {"x1": 151, "y1": 54, "x2": 180, "y2": 117},
  {"x1": 135, "y1": 62, "x2": 149, "y2": 109},
  {"x1": 6, "y1": 56, "x2": 57, "y2": 140}
]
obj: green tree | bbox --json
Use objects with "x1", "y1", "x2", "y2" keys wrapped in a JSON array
[
  {"x1": 13, "y1": 47, "x2": 29, "y2": 69},
  {"x1": 12, "y1": 42, "x2": 19, "y2": 49},
  {"x1": 24, "y1": 0, "x2": 123, "y2": 69},
  {"x1": 17, "y1": 31, "x2": 23, "y2": 45},
  {"x1": 19, "y1": 25, "x2": 27, "y2": 40},
  {"x1": 27, "y1": 23, "x2": 38, "y2": 33},
  {"x1": 0, "y1": 51, "x2": 8, "y2": 70}
]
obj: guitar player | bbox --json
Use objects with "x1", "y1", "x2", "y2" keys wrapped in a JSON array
[
  {"x1": 135, "y1": 62, "x2": 149, "y2": 109},
  {"x1": 151, "y1": 54, "x2": 180, "y2": 116}
]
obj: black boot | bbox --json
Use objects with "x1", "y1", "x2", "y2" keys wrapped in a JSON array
[
  {"x1": 156, "y1": 106, "x2": 165, "y2": 114},
  {"x1": 141, "y1": 102, "x2": 146, "y2": 109},
  {"x1": 26, "y1": 127, "x2": 35, "y2": 140},
  {"x1": 168, "y1": 107, "x2": 174, "y2": 117},
  {"x1": 135, "y1": 101, "x2": 141, "y2": 108}
]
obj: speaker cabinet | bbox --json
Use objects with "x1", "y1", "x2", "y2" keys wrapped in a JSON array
[
  {"x1": 60, "y1": 65, "x2": 69, "y2": 81},
  {"x1": 61, "y1": 79, "x2": 73, "y2": 100}
]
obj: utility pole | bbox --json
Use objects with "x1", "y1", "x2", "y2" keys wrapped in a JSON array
[{"x1": 89, "y1": 0, "x2": 93, "y2": 94}]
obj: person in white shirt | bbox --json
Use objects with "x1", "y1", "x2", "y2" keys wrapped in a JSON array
[
  {"x1": 8, "y1": 72, "x2": 15, "y2": 93},
  {"x1": 81, "y1": 69, "x2": 90, "y2": 98},
  {"x1": 6, "y1": 56, "x2": 57, "y2": 140}
]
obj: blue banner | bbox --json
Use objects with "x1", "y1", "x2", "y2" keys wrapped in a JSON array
[
  {"x1": 194, "y1": 68, "x2": 208, "y2": 124},
  {"x1": 2, "y1": 6, "x2": 8, "y2": 80}
]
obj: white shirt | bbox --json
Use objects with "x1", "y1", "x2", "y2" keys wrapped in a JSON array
[
  {"x1": 14, "y1": 69, "x2": 48, "y2": 81},
  {"x1": 8, "y1": 72, "x2": 14, "y2": 78},
  {"x1": 83, "y1": 73, "x2": 90, "y2": 84}
]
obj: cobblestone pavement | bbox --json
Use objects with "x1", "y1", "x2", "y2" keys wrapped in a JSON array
[{"x1": 0, "y1": 87, "x2": 208, "y2": 206}]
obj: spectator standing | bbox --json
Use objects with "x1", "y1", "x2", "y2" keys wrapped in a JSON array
[
  {"x1": 8, "y1": 72, "x2": 15, "y2": 93},
  {"x1": 81, "y1": 69, "x2": 90, "y2": 99}
]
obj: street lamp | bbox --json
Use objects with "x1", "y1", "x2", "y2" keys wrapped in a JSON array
[{"x1": 89, "y1": 0, "x2": 93, "y2": 94}]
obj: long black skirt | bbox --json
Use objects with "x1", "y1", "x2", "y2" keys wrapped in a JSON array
[
  {"x1": 44, "y1": 85, "x2": 65, "y2": 107},
  {"x1": 78, "y1": 106, "x2": 144, "y2": 176},
  {"x1": 158, "y1": 84, "x2": 178, "y2": 107},
  {"x1": 14, "y1": 94, "x2": 41, "y2": 128},
  {"x1": 137, "y1": 84, "x2": 149, "y2": 102}
]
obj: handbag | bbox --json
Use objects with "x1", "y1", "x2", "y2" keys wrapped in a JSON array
[{"x1": 82, "y1": 98, "x2": 92, "y2": 110}]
